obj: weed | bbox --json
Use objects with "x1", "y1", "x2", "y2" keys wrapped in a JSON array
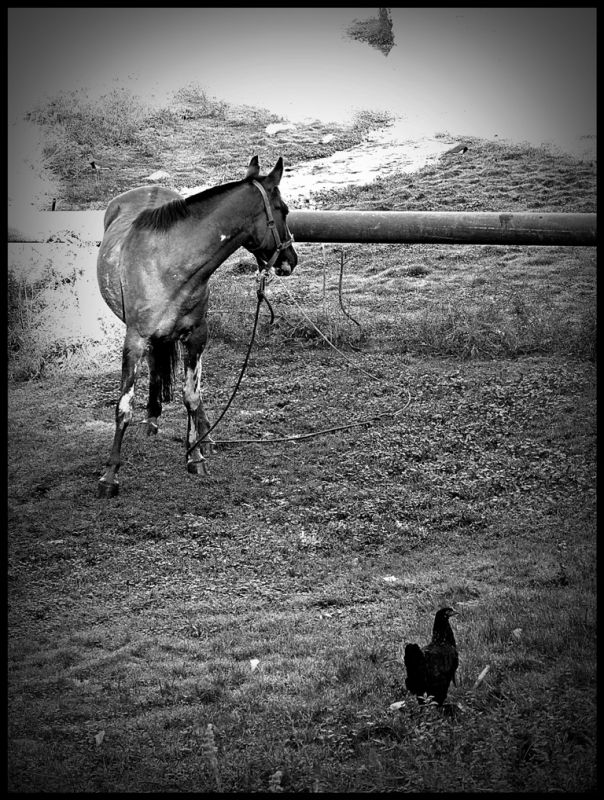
[
  {"x1": 174, "y1": 83, "x2": 229, "y2": 120},
  {"x1": 201, "y1": 723, "x2": 222, "y2": 792},
  {"x1": 351, "y1": 108, "x2": 394, "y2": 133},
  {"x1": 268, "y1": 769, "x2": 284, "y2": 792}
]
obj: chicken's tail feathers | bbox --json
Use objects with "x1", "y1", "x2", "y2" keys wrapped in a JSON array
[
  {"x1": 404, "y1": 643, "x2": 423, "y2": 666},
  {"x1": 404, "y1": 643, "x2": 426, "y2": 695}
]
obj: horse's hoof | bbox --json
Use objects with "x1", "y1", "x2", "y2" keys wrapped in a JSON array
[
  {"x1": 145, "y1": 420, "x2": 159, "y2": 436},
  {"x1": 187, "y1": 459, "x2": 209, "y2": 476},
  {"x1": 97, "y1": 480, "x2": 119, "y2": 498}
]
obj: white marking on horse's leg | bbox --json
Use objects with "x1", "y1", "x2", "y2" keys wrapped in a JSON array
[
  {"x1": 118, "y1": 386, "x2": 135, "y2": 420},
  {"x1": 195, "y1": 357, "x2": 202, "y2": 395},
  {"x1": 183, "y1": 364, "x2": 200, "y2": 412}
]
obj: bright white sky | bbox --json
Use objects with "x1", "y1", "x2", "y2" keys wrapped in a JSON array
[{"x1": 7, "y1": 7, "x2": 596, "y2": 153}]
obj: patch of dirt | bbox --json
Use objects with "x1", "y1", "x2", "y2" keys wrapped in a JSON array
[{"x1": 279, "y1": 128, "x2": 456, "y2": 205}]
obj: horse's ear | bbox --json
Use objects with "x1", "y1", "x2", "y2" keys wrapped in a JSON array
[
  {"x1": 246, "y1": 156, "x2": 260, "y2": 179},
  {"x1": 264, "y1": 157, "x2": 284, "y2": 189}
]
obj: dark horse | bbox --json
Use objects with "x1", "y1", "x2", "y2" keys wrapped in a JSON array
[{"x1": 96, "y1": 156, "x2": 297, "y2": 497}]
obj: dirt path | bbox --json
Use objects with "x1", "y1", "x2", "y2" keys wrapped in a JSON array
[{"x1": 282, "y1": 129, "x2": 454, "y2": 203}]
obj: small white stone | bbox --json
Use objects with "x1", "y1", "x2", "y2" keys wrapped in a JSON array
[{"x1": 145, "y1": 170, "x2": 171, "y2": 181}]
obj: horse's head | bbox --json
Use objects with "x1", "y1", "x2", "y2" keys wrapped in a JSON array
[{"x1": 244, "y1": 156, "x2": 298, "y2": 276}]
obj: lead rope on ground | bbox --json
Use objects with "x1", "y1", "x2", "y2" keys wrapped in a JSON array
[{"x1": 187, "y1": 268, "x2": 412, "y2": 455}]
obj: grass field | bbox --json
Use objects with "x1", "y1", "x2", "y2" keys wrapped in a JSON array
[{"x1": 7, "y1": 88, "x2": 597, "y2": 792}]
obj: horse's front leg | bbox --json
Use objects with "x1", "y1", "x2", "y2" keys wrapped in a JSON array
[
  {"x1": 182, "y1": 322, "x2": 214, "y2": 475},
  {"x1": 98, "y1": 328, "x2": 146, "y2": 497}
]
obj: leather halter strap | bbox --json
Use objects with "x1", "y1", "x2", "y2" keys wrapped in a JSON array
[{"x1": 249, "y1": 179, "x2": 295, "y2": 270}]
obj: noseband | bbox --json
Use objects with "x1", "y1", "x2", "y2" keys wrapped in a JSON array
[{"x1": 249, "y1": 179, "x2": 295, "y2": 271}]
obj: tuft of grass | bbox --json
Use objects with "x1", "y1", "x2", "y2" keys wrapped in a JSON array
[
  {"x1": 350, "y1": 108, "x2": 394, "y2": 133},
  {"x1": 173, "y1": 83, "x2": 229, "y2": 121},
  {"x1": 409, "y1": 294, "x2": 596, "y2": 360},
  {"x1": 27, "y1": 87, "x2": 147, "y2": 146},
  {"x1": 26, "y1": 88, "x2": 150, "y2": 179}
]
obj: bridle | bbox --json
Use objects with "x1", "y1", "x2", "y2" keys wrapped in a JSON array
[{"x1": 248, "y1": 179, "x2": 295, "y2": 272}]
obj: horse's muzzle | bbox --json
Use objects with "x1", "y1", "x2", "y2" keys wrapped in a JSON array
[{"x1": 276, "y1": 246, "x2": 298, "y2": 276}]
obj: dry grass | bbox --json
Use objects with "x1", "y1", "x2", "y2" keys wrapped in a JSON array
[{"x1": 25, "y1": 85, "x2": 390, "y2": 208}]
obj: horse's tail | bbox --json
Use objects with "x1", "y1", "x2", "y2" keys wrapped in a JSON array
[
  {"x1": 103, "y1": 204, "x2": 118, "y2": 231},
  {"x1": 151, "y1": 338, "x2": 180, "y2": 403}
]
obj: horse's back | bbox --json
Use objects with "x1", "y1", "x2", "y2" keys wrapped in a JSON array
[{"x1": 97, "y1": 185, "x2": 182, "y2": 320}]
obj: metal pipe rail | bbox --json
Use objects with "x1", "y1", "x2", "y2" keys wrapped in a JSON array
[
  {"x1": 288, "y1": 210, "x2": 597, "y2": 247},
  {"x1": 8, "y1": 209, "x2": 597, "y2": 247}
]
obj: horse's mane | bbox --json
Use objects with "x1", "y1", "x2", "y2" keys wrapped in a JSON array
[
  {"x1": 132, "y1": 179, "x2": 249, "y2": 232},
  {"x1": 132, "y1": 198, "x2": 190, "y2": 231}
]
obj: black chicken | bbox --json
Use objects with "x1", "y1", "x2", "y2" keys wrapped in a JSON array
[{"x1": 404, "y1": 607, "x2": 458, "y2": 705}]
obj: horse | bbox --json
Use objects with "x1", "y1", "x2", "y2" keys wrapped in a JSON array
[{"x1": 96, "y1": 155, "x2": 298, "y2": 498}]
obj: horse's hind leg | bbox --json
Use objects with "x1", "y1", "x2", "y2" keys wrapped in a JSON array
[
  {"x1": 145, "y1": 341, "x2": 178, "y2": 436},
  {"x1": 182, "y1": 324, "x2": 214, "y2": 475},
  {"x1": 98, "y1": 328, "x2": 146, "y2": 498},
  {"x1": 144, "y1": 350, "x2": 162, "y2": 436}
]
